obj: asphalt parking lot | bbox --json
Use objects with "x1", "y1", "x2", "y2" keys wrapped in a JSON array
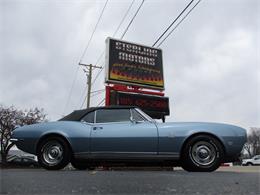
[{"x1": 0, "y1": 166, "x2": 259, "y2": 195}]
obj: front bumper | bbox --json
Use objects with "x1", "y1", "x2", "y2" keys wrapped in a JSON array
[{"x1": 10, "y1": 138, "x2": 19, "y2": 143}]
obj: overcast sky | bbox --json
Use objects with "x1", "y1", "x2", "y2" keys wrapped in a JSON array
[{"x1": 0, "y1": 0, "x2": 259, "y2": 129}]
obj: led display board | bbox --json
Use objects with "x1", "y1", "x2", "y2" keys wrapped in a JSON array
[
  {"x1": 105, "y1": 37, "x2": 164, "y2": 90},
  {"x1": 109, "y1": 90, "x2": 169, "y2": 119}
]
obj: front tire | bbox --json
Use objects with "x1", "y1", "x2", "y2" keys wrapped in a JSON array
[
  {"x1": 37, "y1": 137, "x2": 71, "y2": 170},
  {"x1": 181, "y1": 135, "x2": 224, "y2": 172}
]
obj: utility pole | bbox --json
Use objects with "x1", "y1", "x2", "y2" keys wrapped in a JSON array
[{"x1": 79, "y1": 63, "x2": 102, "y2": 108}]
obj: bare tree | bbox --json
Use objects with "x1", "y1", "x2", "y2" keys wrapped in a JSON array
[
  {"x1": 242, "y1": 127, "x2": 260, "y2": 158},
  {"x1": 0, "y1": 105, "x2": 46, "y2": 164}
]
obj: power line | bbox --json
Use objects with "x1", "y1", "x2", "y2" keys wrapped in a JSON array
[
  {"x1": 91, "y1": 90, "x2": 105, "y2": 98},
  {"x1": 79, "y1": 62, "x2": 105, "y2": 109},
  {"x1": 79, "y1": 63, "x2": 102, "y2": 108},
  {"x1": 62, "y1": 66, "x2": 80, "y2": 115},
  {"x1": 91, "y1": 56, "x2": 105, "y2": 87},
  {"x1": 152, "y1": 0, "x2": 195, "y2": 47},
  {"x1": 97, "y1": 98, "x2": 105, "y2": 106},
  {"x1": 121, "y1": 0, "x2": 145, "y2": 39},
  {"x1": 91, "y1": 0, "x2": 144, "y2": 88},
  {"x1": 79, "y1": 0, "x2": 137, "y2": 107},
  {"x1": 91, "y1": 89, "x2": 106, "y2": 94},
  {"x1": 79, "y1": 85, "x2": 88, "y2": 108},
  {"x1": 91, "y1": 0, "x2": 136, "y2": 87},
  {"x1": 79, "y1": 0, "x2": 109, "y2": 63},
  {"x1": 76, "y1": 1, "x2": 109, "y2": 109},
  {"x1": 113, "y1": 0, "x2": 136, "y2": 37},
  {"x1": 64, "y1": 0, "x2": 109, "y2": 113},
  {"x1": 157, "y1": 0, "x2": 202, "y2": 48},
  {"x1": 80, "y1": 0, "x2": 146, "y2": 108},
  {"x1": 91, "y1": 66, "x2": 104, "y2": 87}
]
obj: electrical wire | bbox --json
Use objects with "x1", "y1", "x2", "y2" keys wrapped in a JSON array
[
  {"x1": 157, "y1": 0, "x2": 202, "y2": 47},
  {"x1": 91, "y1": 66, "x2": 105, "y2": 87},
  {"x1": 79, "y1": 0, "x2": 109, "y2": 63},
  {"x1": 82, "y1": 0, "x2": 201, "y2": 109},
  {"x1": 120, "y1": 0, "x2": 145, "y2": 39},
  {"x1": 79, "y1": 90, "x2": 87, "y2": 109},
  {"x1": 152, "y1": 0, "x2": 194, "y2": 47},
  {"x1": 91, "y1": 0, "x2": 136, "y2": 87},
  {"x1": 91, "y1": 0, "x2": 144, "y2": 88},
  {"x1": 91, "y1": 90, "x2": 105, "y2": 98},
  {"x1": 113, "y1": 0, "x2": 136, "y2": 37},
  {"x1": 76, "y1": 0, "x2": 109, "y2": 109},
  {"x1": 62, "y1": 66, "x2": 79, "y2": 115},
  {"x1": 81, "y1": 0, "x2": 145, "y2": 108},
  {"x1": 91, "y1": 89, "x2": 106, "y2": 94},
  {"x1": 97, "y1": 98, "x2": 105, "y2": 106}
]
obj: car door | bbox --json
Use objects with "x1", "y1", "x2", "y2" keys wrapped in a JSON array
[{"x1": 90, "y1": 108, "x2": 158, "y2": 159}]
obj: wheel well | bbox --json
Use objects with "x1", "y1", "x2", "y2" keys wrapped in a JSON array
[
  {"x1": 180, "y1": 132, "x2": 226, "y2": 158},
  {"x1": 36, "y1": 133, "x2": 73, "y2": 155}
]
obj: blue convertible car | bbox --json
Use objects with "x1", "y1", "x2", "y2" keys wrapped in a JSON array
[{"x1": 11, "y1": 106, "x2": 247, "y2": 171}]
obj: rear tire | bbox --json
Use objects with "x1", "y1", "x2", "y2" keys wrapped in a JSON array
[
  {"x1": 37, "y1": 137, "x2": 71, "y2": 170},
  {"x1": 181, "y1": 135, "x2": 224, "y2": 172}
]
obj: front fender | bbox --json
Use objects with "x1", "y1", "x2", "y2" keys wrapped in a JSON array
[{"x1": 157, "y1": 122, "x2": 246, "y2": 159}]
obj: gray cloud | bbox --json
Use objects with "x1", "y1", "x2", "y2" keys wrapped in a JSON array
[{"x1": 0, "y1": 0, "x2": 259, "y2": 129}]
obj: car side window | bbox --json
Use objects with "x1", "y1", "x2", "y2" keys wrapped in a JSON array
[
  {"x1": 131, "y1": 109, "x2": 145, "y2": 121},
  {"x1": 254, "y1": 156, "x2": 260, "y2": 160},
  {"x1": 81, "y1": 111, "x2": 95, "y2": 123},
  {"x1": 96, "y1": 109, "x2": 130, "y2": 123}
]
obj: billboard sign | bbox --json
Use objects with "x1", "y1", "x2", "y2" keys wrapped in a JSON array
[
  {"x1": 105, "y1": 37, "x2": 164, "y2": 90},
  {"x1": 109, "y1": 90, "x2": 169, "y2": 119}
]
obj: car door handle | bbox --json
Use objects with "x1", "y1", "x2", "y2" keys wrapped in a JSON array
[{"x1": 93, "y1": 126, "x2": 103, "y2": 130}]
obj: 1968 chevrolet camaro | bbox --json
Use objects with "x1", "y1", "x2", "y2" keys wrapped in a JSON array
[{"x1": 11, "y1": 106, "x2": 247, "y2": 172}]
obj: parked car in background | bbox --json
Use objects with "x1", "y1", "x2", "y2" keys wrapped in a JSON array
[
  {"x1": 8, "y1": 156, "x2": 39, "y2": 167},
  {"x1": 11, "y1": 106, "x2": 247, "y2": 172},
  {"x1": 242, "y1": 155, "x2": 260, "y2": 166}
]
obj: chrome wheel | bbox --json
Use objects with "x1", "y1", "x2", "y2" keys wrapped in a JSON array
[
  {"x1": 42, "y1": 141, "x2": 64, "y2": 166},
  {"x1": 190, "y1": 141, "x2": 216, "y2": 166}
]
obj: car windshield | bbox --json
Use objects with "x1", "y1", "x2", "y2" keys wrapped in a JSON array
[{"x1": 135, "y1": 108, "x2": 154, "y2": 123}]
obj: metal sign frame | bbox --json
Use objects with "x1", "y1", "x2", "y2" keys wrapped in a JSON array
[{"x1": 105, "y1": 37, "x2": 165, "y2": 90}]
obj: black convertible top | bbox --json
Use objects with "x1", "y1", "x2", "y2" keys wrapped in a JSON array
[{"x1": 59, "y1": 106, "x2": 137, "y2": 121}]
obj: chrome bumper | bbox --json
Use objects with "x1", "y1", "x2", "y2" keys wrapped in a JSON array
[{"x1": 10, "y1": 138, "x2": 19, "y2": 142}]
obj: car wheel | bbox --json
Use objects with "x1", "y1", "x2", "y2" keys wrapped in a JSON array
[
  {"x1": 181, "y1": 135, "x2": 224, "y2": 172},
  {"x1": 37, "y1": 137, "x2": 71, "y2": 170},
  {"x1": 246, "y1": 162, "x2": 253, "y2": 166}
]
